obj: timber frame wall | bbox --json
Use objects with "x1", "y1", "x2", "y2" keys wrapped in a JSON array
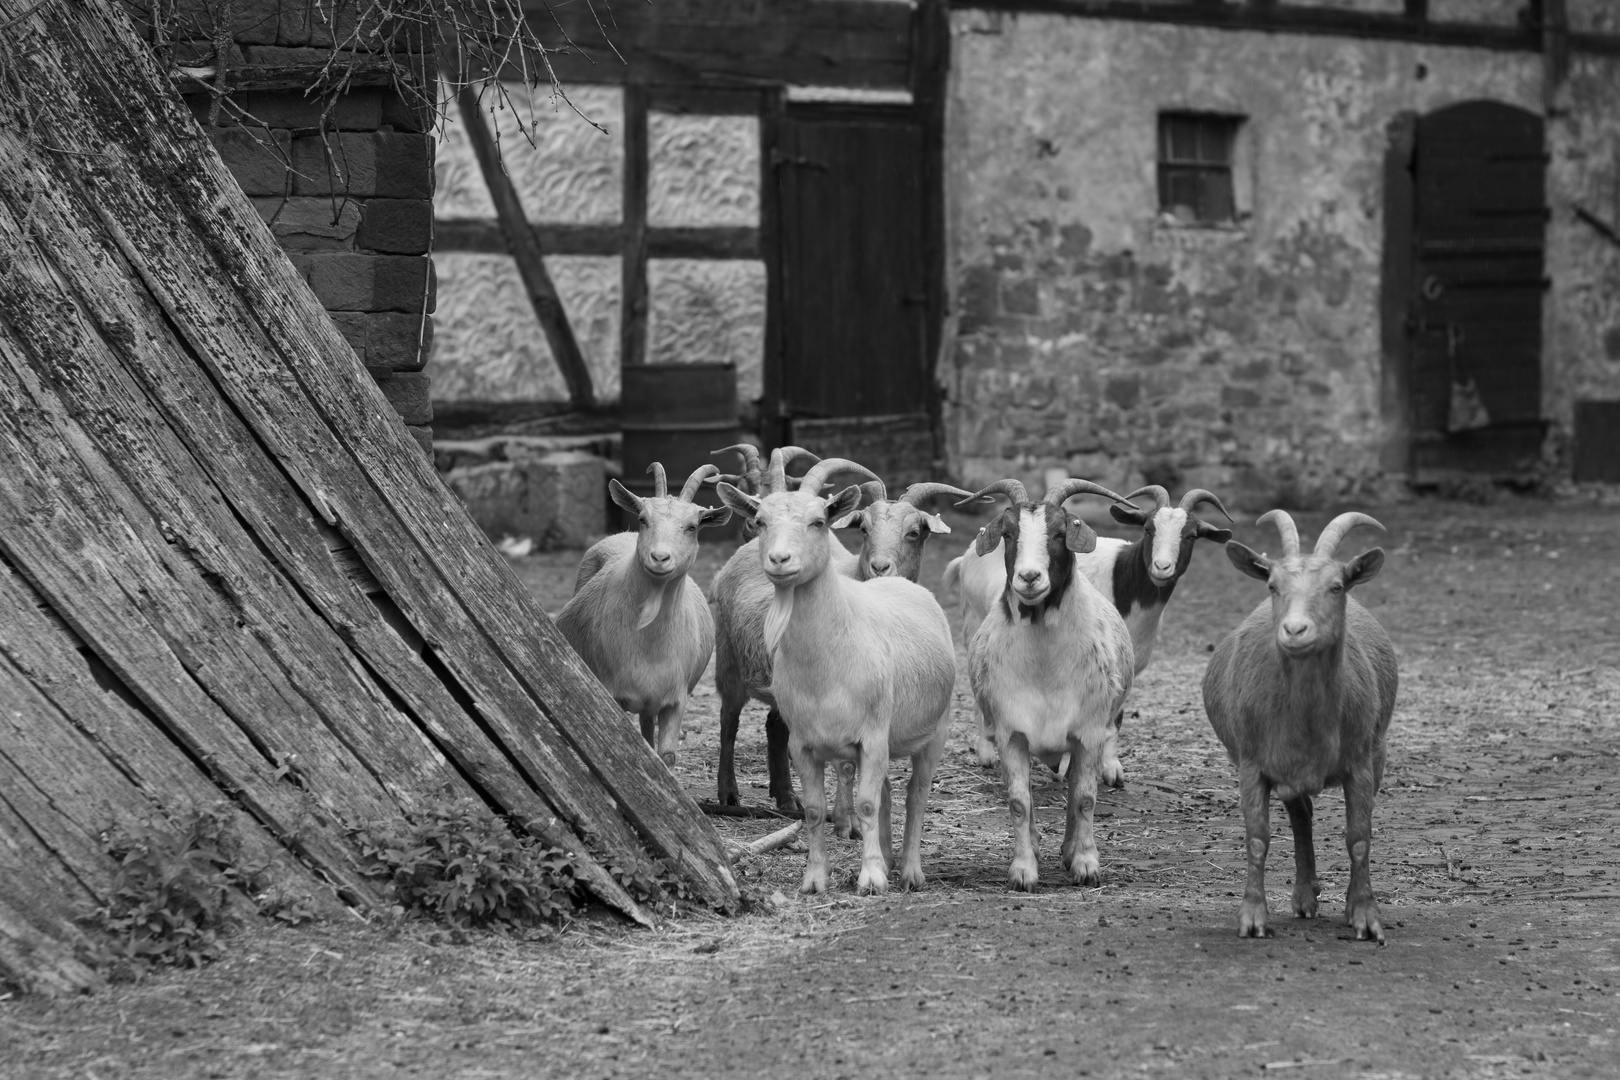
[{"x1": 121, "y1": 0, "x2": 439, "y2": 450}]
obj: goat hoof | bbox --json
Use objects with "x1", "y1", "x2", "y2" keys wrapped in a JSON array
[
  {"x1": 1099, "y1": 759, "x2": 1126, "y2": 789},
  {"x1": 1292, "y1": 885, "x2": 1320, "y2": 919},
  {"x1": 1007, "y1": 859, "x2": 1038, "y2": 892},
  {"x1": 1066, "y1": 854, "x2": 1101, "y2": 887},
  {"x1": 1347, "y1": 898, "x2": 1385, "y2": 943},
  {"x1": 899, "y1": 865, "x2": 925, "y2": 892},
  {"x1": 659, "y1": 751, "x2": 677, "y2": 767},
  {"x1": 856, "y1": 866, "x2": 889, "y2": 896},
  {"x1": 1237, "y1": 900, "x2": 1271, "y2": 938},
  {"x1": 799, "y1": 869, "x2": 828, "y2": 895},
  {"x1": 975, "y1": 741, "x2": 999, "y2": 769}
]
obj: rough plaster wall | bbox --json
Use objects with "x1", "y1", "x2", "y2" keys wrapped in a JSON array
[
  {"x1": 435, "y1": 84, "x2": 622, "y2": 222},
  {"x1": 648, "y1": 260, "x2": 767, "y2": 403},
  {"x1": 1428, "y1": 0, "x2": 1521, "y2": 26},
  {"x1": 1570, "y1": 0, "x2": 1620, "y2": 35},
  {"x1": 649, "y1": 114, "x2": 760, "y2": 227},
  {"x1": 429, "y1": 254, "x2": 621, "y2": 402},
  {"x1": 1546, "y1": 53, "x2": 1620, "y2": 431},
  {"x1": 946, "y1": 13, "x2": 1538, "y2": 506},
  {"x1": 430, "y1": 93, "x2": 763, "y2": 406}
]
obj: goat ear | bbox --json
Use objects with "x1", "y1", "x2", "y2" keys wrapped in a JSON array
[
  {"x1": 923, "y1": 512, "x2": 951, "y2": 535},
  {"x1": 1110, "y1": 503, "x2": 1148, "y2": 526},
  {"x1": 1196, "y1": 520, "x2": 1234, "y2": 544},
  {"x1": 609, "y1": 478, "x2": 642, "y2": 517},
  {"x1": 714, "y1": 481, "x2": 760, "y2": 519},
  {"x1": 830, "y1": 510, "x2": 862, "y2": 530},
  {"x1": 1225, "y1": 541, "x2": 1271, "y2": 581},
  {"x1": 1343, "y1": 547, "x2": 1385, "y2": 589},
  {"x1": 699, "y1": 505, "x2": 733, "y2": 530},
  {"x1": 973, "y1": 520, "x2": 1005, "y2": 557},
  {"x1": 1064, "y1": 516, "x2": 1097, "y2": 554},
  {"x1": 825, "y1": 484, "x2": 862, "y2": 521}
]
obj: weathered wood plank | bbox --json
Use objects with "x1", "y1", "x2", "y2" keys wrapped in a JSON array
[
  {"x1": 621, "y1": 83, "x2": 650, "y2": 369},
  {"x1": 0, "y1": 563, "x2": 337, "y2": 911},
  {"x1": 1, "y1": 0, "x2": 736, "y2": 908},
  {"x1": 459, "y1": 85, "x2": 595, "y2": 410},
  {"x1": 0, "y1": 801, "x2": 103, "y2": 997},
  {"x1": 435, "y1": 220, "x2": 761, "y2": 260}
]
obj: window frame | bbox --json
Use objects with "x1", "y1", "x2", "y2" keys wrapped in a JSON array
[{"x1": 1155, "y1": 111, "x2": 1245, "y2": 227}]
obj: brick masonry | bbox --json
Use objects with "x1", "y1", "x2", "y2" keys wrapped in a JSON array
[{"x1": 132, "y1": 0, "x2": 437, "y2": 451}]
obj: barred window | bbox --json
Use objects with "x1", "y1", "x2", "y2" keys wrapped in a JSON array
[{"x1": 1157, "y1": 112, "x2": 1243, "y2": 225}]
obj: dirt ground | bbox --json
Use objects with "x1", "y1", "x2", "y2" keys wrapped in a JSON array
[{"x1": 4, "y1": 494, "x2": 1619, "y2": 1079}]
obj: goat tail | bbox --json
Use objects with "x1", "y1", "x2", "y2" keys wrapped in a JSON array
[{"x1": 941, "y1": 555, "x2": 962, "y2": 598}]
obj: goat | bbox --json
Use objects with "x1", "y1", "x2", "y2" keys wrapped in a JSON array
[
  {"x1": 556, "y1": 463, "x2": 731, "y2": 765},
  {"x1": 1202, "y1": 510, "x2": 1398, "y2": 942},
  {"x1": 716, "y1": 453, "x2": 958, "y2": 895},
  {"x1": 710, "y1": 446, "x2": 975, "y2": 814},
  {"x1": 709, "y1": 447, "x2": 871, "y2": 810},
  {"x1": 962, "y1": 478, "x2": 1136, "y2": 890},
  {"x1": 946, "y1": 485, "x2": 1231, "y2": 782}
]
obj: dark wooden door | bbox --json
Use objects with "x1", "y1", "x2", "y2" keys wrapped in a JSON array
[
  {"x1": 769, "y1": 106, "x2": 935, "y2": 482},
  {"x1": 1408, "y1": 100, "x2": 1547, "y2": 477}
]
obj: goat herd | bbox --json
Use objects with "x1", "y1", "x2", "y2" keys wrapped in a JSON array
[{"x1": 555, "y1": 447, "x2": 1399, "y2": 942}]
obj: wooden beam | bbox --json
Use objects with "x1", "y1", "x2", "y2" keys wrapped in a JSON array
[
  {"x1": 621, "y1": 83, "x2": 650, "y2": 369},
  {"x1": 435, "y1": 220, "x2": 761, "y2": 260},
  {"x1": 457, "y1": 86, "x2": 596, "y2": 409},
  {"x1": 1542, "y1": 0, "x2": 1569, "y2": 113},
  {"x1": 1378, "y1": 112, "x2": 1417, "y2": 476},
  {"x1": 649, "y1": 86, "x2": 763, "y2": 116},
  {"x1": 950, "y1": 0, "x2": 1620, "y2": 55}
]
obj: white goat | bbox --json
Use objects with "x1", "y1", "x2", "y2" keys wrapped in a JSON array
[
  {"x1": 1202, "y1": 510, "x2": 1398, "y2": 942},
  {"x1": 556, "y1": 463, "x2": 731, "y2": 764},
  {"x1": 946, "y1": 485, "x2": 1232, "y2": 783},
  {"x1": 716, "y1": 452, "x2": 957, "y2": 895},
  {"x1": 962, "y1": 478, "x2": 1135, "y2": 890}
]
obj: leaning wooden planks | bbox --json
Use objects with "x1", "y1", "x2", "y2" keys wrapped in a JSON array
[{"x1": 0, "y1": 0, "x2": 735, "y2": 908}]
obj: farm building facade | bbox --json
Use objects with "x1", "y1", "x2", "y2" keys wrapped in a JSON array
[{"x1": 429, "y1": 0, "x2": 1620, "y2": 508}]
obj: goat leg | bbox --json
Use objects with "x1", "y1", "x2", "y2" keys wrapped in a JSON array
[
  {"x1": 1237, "y1": 764, "x2": 1273, "y2": 938},
  {"x1": 1283, "y1": 794, "x2": 1321, "y2": 919},
  {"x1": 1343, "y1": 768, "x2": 1385, "y2": 943},
  {"x1": 900, "y1": 727, "x2": 947, "y2": 891},
  {"x1": 1097, "y1": 704, "x2": 1127, "y2": 789},
  {"x1": 653, "y1": 701, "x2": 683, "y2": 767},
  {"x1": 716, "y1": 688, "x2": 745, "y2": 805},
  {"x1": 975, "y1": 709, "x2": 999, "y2": 768},
  {"x1": 854, "y1": 741, "x2": 891, "y2": 896},
  {"x1": 793, "y1": 747, "x2": 830, "y2": 895},
  {"x1": 879, "y1": 778, "x2": 894, "y2": 873},
  {"x1": 1000, "y1": 731, "x2": 1039, "y2": 891},
  {"x1": 639, "y1": 711, "x2": 656, "y2": 749},
  {"x1": 765, "y1": 708, "x2": 799, "y2": 811},
  {"x1": 832, "y1": 762, "x2": 859, "y2": 840},
  {"x1": 1060, "y1": 732, "x2": 1103, "y2": 886}
]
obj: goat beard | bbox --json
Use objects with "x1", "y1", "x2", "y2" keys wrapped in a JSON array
[
  {"x1": 764, "y1": 585, "x2": 795, "y2": 656},
  {"x1": 636, "y1": 582, "x2": 669, "y2": 630}
]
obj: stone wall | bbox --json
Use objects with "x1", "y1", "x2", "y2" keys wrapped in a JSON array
[
  {"x1": 942, "y1": 13, "x2": 1578, "y2": 506},
  {"x1": 125, "y1": 0, "x2": 437, "y2": 452}
]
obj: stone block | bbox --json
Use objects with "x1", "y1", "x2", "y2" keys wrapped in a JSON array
[
  {"x1": 290, "y1": 132, "x2": 433, "y2": 198},
  {"x1": 957, "y1": 264, "x2": 998, "y2": 334},
  {"x1": 377, "y1": 371, "x2": 432, "y2": 425},
  {"x1": 292, "y1": 253, "x2": 434, "y2": 313},
  {"x1": 251, "y1": 195, "x2": 359, "y2": 250},
  {"x1": 1221, "y1": 385, "x2": 1262, "y2": 408},
  {"x1": 1001, "y1": 277, "x2": 1041, "y2": 316},
  {"x1": 208, "y1": 126, "x2": 292, "y2": 196},
  {"x1": 405, "y1": 424, "x2": 433, "y2": 456},
  {"x1": 381, "y1": 88, "x2": 433, "y2": 133},
  {"x1": 358, "y1": 199, "x2": 432, "y2": 254},
  {"x1": 328, "y1": 311, "x2": 369, "y2": 357},
  {"x1": 445, "y1": 452, "x2": 607, "y2": 551},
  {"x1": 245, "y1": 87, "x2": 382, "y2": 131},
  {"x1": 364, "y1": 312, "x2": 432, "y2": 371}
]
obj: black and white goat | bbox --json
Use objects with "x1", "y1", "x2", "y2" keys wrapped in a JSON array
[
  {"x1": 717, "y1": 454, "x2": 958, "y2": 895},
  {"x1": 946, "y1": 485, "x2": 1231, "y2": 783},
  {"x1": 557, "y1": 463, "x2": 731, "y2": 764},
  {"x1": 962, "y1": 478, "x2": 1136, "y2": 890},
  {"x1": 1203, "y1": 510, "x2": 1398, "y2": 941}
]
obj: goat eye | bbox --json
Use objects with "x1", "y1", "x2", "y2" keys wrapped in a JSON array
[
  {"x1": 1329, "y1": 582, "x2": 1344, "y2": 594},
  {"x1": 906, "y1": 530, "x2": 920, "y2": 541},
  {"x1": 811, "y1": 519, "x2": 825, "y2": 529},
  {"x1": 686, "y1": 524, "x2": 697, "y2": 534}
]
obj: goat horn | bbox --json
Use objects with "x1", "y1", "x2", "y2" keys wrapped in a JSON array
[
  {"x1": 1045, "y1": 478, "x2": 1130, "y2": 507},
  {"x1": 799, "y1": 458, "x2": 880, "y2": 496},
  {"x1": 956, "y1": 479, "x2": 1028, "y2": 508},
  {"x1": 712, "y1": 444, "x2": 763, "y2": 493},
  {"x1": 680, "y1": 464, "x2": 720, "y2": 502},
  {"x1": 764, "y1": 448, "x2": 787, "y2": 495},
  {"x1": 859, "y1": 480, "x2": 889, "y2": 505},
  {"x1": 1178, "y1": 488, "x2": 1233, "y2": 523},
  {"x1": 900, "y1": 482, "x2": 979, "y2": 508},
  {"x1": 1124, "y1": 485, "x2": 1171, "y2": 510},
  {"x1": 646, "y1": 462, "x2": 667, "y2": 498},
  {"x1": 1258, "y1": 509, "x2": 1301, "y2": 557},
  {"x1": 1314, "y1": 512, "x2": 1385, "y2": 557}
]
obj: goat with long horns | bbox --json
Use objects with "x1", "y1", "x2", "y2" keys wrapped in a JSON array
[{"x1": 1203, "y1": 509, "x2": 1398, "y2": 941}]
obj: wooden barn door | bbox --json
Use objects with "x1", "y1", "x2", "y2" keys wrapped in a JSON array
[
  {"x1": 766, "y1": 104, "x2": 937, "y2": 484},
  {"x1": 1407, "y1": 100, "x2": 1548, "y2": 478}
]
